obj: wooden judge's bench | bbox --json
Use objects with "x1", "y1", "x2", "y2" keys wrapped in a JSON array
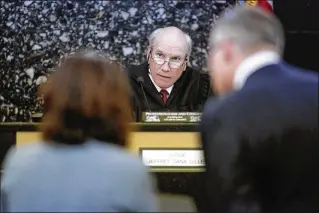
[{"x1": 0, "y1": 121, "x2": 205, "y2": 204}]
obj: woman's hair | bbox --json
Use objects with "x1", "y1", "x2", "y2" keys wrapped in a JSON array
[{"x1": 39, "y1": 50, "x2": 132, "y2": 146}]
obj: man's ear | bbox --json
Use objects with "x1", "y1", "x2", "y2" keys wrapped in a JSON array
[
  {"x1": 220, "y1": 41, "x2": 233, "y2": 63},
  {"x1": 184, "y1": 56, "x2": 190, "y2": 71},
  {"x1": 146, "y1": 46, "x2": 151, "y2": 62}
]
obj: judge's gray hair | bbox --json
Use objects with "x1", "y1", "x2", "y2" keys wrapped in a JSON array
[
  {"x1": 209, "y1": 6, "x2": 285, "y2": 56},
  {"x1": 148, "y1": 27, "x2": 193, "y2": 57}
]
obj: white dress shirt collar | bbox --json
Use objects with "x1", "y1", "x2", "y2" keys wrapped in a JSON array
[
  {"x1": 233, "y1": 51, "x2": 280, "y2": 90},
  {"x1": 148, "y1": 72, "x2": 174, "y2": 95}
]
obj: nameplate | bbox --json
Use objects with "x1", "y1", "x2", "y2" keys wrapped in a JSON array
[
  {"x1": 141, "y1": 112, "x2": 202, "y2": 123},
  {"x1": 140, "y1": 149, "x2": 205, "y2": 167}
]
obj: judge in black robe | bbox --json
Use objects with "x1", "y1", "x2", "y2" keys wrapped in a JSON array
[
  {"x1": 127, "y1": 62, "x2": 211, "y2": 121},
  {"x1": 125, "y1": 27, "x2": 212, "y2": 121}
]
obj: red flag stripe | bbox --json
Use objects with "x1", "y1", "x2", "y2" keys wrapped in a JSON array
[{"x1": 238, "y1": 0, "x2": 273, "y2": 13}]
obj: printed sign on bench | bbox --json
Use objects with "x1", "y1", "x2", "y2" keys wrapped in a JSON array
[{"x1": 140, "y1": 148, "x2": 205, "y2": 168}]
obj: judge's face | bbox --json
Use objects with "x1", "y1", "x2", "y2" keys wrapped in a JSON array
[{"x1": 148, "y1": 39, "x2": 187, "y2": 89}]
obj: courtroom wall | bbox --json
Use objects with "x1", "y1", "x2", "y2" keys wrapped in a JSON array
[{"x1": 0, "y1": 0, "x2": 232, "y2": 122}]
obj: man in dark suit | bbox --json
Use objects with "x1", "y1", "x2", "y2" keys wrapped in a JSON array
[
  {"x1": 126, "y1": 26, "x2": 211, "y2": 121},
  {"x1": 199, "y1": 6, "x2": 319, "y2": 213}
]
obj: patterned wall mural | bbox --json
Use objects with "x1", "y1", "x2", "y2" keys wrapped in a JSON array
[{"x1": 0, "y1": 0, "x2": 233, "y2": 122}]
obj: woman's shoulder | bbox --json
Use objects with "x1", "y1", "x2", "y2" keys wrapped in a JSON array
[
  {"x1": 2, "y1": 142, "x2": 46, "y2": 173},
  {"x1": 3, "y1": 140, "x2": 147, "y2": 177},
  {"x1": 5, "y1": 141, "x2": 45, "y2": 158}
]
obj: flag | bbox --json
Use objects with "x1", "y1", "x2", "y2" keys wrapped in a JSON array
[{"x1": 237, "y1": 0, "x2": 273, "y2": 13}]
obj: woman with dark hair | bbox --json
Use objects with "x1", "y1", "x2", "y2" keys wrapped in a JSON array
[{"x1": 0, "y1": 51, "x2": 157, "y2": 212}]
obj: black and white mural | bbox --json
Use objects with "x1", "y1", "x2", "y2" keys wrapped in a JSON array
[{"x1": 0, "y1": 0, "x2": 233, "y2": 122}]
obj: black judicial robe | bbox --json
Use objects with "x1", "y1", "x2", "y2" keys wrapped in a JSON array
[{"x1": 126, "y1": 62, "x2": 212, "y2": 122}]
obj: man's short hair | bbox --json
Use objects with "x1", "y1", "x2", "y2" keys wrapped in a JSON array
[
  {"x1": 148, "y1": 27, "x2": 193, "y2": 57},
  {"x1": 209, "y1": 6, "x2": 285, "y2": 55}
]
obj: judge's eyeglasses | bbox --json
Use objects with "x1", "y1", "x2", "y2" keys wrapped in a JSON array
[{"x1": 150, "y1": 49, "x2": 187, "y2": 69}]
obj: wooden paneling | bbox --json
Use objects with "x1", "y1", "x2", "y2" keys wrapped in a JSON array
[{"x1": 16, "y1": 131, "x2": 201, "y2": 154}]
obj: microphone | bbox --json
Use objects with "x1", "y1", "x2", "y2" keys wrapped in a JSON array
[{"x1": 137, "y1": 76, "x2": 152, "y2": 112}]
